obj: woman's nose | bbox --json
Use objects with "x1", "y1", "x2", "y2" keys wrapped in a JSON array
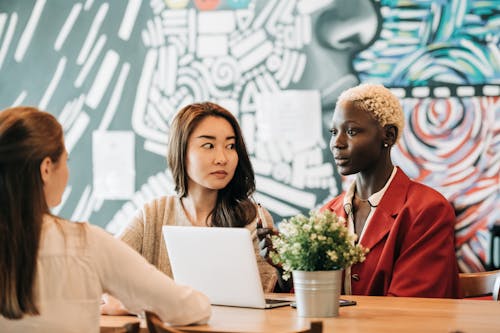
[
  {"x1": 330, "y1": 132, "x2": 346, "y2": 151},
  {"x1": 214, "y1": 148, "x2": 228, "y2": 165}
]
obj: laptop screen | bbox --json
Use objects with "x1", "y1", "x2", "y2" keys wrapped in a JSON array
[{"x1": 162, "y1": 225, "x2": 271, "y2": 308}]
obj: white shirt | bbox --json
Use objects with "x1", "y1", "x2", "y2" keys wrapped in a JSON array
[
  {"x1": 0, "y1": 216, "x2": 211, "y2": 333},
  {"x1": 342, "y1": 167, "x2": 397, "y2": 294}
]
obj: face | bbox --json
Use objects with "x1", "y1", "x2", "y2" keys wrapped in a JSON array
[
  {"x1": 185, "y1": 116, "x2": 238, "y2": 192},
  {"x1": 329, "y1": 103, "x2": 385, "y2": 176},
  {"x1": 42, "y1": 149, "x2": 69, "y2": 208}
]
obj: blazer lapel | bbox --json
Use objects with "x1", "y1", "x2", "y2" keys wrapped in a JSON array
[{"x1": 360, "y1": 168, "x2": 409, "y2": 250}]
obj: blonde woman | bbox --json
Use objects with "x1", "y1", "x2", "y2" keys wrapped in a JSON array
[{"x1": 323, "y1": 84, "x2": 460, "y2": 298}]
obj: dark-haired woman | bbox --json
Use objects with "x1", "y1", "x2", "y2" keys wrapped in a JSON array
[
  {"x1": 102, "y1": 102, "x2": 279, "y2": 315},
  {"x1": 0, "y1": 107, "x2": 210, "y2": 332}
]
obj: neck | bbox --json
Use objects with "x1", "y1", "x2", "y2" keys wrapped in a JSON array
[
  {"x1": 356, "y1": 160, "x2": 394, "y2": 199},
  {"x1": 182, "y1": 187, "x2": 218, "y2": 226}
]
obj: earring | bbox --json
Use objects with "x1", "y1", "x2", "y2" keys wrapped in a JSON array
[{"x1": 383, "y1": 143, "x2": 389, "y2": 148}]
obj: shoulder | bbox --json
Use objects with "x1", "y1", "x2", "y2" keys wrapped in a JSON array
[
  {"x1": 41, "y1": 216, "x2": 85, "y2": 242},
  {"x1": 387, "y1": 169, "x2": 455, "y2": 227},
  {"x1": 320, "y1": 193, "x2": 346, "y2": 214},
  {"x1": 406, "y1": 178, "x2": 453, "y2": 212},
  {"x1": 137, "y1": 195, "x2": 177, "y2": 222},
  {"x1": 141, "y1": 196, "x2": 173, "y2": 212},
  {"x1": 86, "y1": 222, "x2": 112, "y2": 240},
  {"x1": 387, "y1": 168, "x2": 453, "y2": 212}
]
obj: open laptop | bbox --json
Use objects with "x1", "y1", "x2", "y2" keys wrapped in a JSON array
[{"x1": 162, "y1": 225, "x2": 292, "y2": 309}]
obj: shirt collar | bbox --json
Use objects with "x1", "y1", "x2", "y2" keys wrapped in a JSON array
[{"x1": 342, "y1": 166, "x2": 398, "y2": 209}]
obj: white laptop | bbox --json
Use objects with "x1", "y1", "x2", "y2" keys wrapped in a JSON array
[{"x1": 162, "y1": 225, "x2": 292, "y2": 309}]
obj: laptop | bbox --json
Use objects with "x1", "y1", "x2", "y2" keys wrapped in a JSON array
[{"x1": 162, "y1": 225, "x2": 293, "y2": 309}]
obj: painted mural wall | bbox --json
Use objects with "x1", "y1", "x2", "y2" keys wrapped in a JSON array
[{"x1": 0, "y1": 0, "x2": 498, "y2": 272}]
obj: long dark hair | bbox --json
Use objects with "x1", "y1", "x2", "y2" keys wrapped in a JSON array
[
  {"x1": 167, "y1": 102, "x2": 257, "y2": 227},
  {"x1": 0, "y1": 106, "x2": 64, "y2": 319}
]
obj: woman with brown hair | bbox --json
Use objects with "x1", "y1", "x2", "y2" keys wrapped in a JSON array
[
  {"x1": 102, "y1": 102, "x2": 279, "y2": 314},
  {"x1": 0, "y1": 107, "x2": 210, "y2": 332}
]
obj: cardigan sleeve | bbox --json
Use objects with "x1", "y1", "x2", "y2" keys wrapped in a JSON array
[
  {"x1": 116, "y1": 208, "x2": 146, "y2": 255},
  {"x1": 250, "y1": 205, "x2": 279, "y2": 292}
]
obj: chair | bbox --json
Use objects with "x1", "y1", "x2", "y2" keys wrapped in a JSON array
[
  {"x1": 493, "y1": 275, "x2": 500, "y2": 301},
  {"x1": 459, "y1": 269, "x2": 500, "y2": 299},
  {"x1": 487, "y1": 224, "x2": 500, "y2": 269},
  {"x1": 144, "y1": 311, "x2": 186, "y2": 333}
]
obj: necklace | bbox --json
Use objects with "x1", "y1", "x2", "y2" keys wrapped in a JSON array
[{"x1": 354, "y1": 192, "x2": 378, "y2": 208}]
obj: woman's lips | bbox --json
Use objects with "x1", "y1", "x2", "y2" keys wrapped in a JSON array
[
  {"x1": 334, "y1": 157, "x2": 349, "y2": 166},
  {"x1": 211, "y1": 170, "x2": 228, "y2": 178}
]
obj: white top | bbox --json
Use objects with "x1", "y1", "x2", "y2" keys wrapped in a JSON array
[
  {"x1": 342, "y1": 167, "x2": 397, "y2": 294},
  {"x1": 343, "y1": 166, "x2": 398, "y2": 243},
  {"x1": 0, "y1": 216, "x2": 211, "y2": 333}
]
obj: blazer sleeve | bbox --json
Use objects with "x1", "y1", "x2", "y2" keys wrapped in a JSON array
[{"x1": 89, "y1": 224, "x2": 211, "y2": 325}]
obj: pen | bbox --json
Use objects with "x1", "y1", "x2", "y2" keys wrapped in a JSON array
[{"x1": 257, "y1": 203, "x2": 268, "y2": 229}]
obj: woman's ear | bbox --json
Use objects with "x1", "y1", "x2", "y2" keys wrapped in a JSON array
[
  {"x1": 39, "y1": 157, "x2": 53, "y2": 184},
  {"x1": 383, "y1": 125, "x2": 397, "y2": 147}
]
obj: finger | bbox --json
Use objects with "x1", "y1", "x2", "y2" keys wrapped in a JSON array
[
  {"x1": 257, "y1": 228, "x2": 272, "y2": 240},
  {"x1": 264, "y1": 237, "x2": 273, "y2": 248},
  {"x1": 259, "y1": 238, "x2": 267, "y2": 250}
]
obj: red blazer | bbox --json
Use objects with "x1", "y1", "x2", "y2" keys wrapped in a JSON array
[{"x1": 321, "y1": 168, "x2": 460, "y2": 298}]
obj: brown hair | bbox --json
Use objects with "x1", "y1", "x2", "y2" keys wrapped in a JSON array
[
  {"x1": 0, "y1": 106, "x2": 64, "y2": 319},
  {"x1": 167, "y1": 102, "x2": 257, "y2": 227}
]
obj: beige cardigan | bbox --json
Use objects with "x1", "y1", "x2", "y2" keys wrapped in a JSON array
[{"x1": 117, "y1": 196, "x2": 278, "y2": 292}]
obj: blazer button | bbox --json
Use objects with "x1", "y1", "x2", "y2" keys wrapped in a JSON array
[{"x1": 352, "y1": 274, "x2": 360, "y2": 281}]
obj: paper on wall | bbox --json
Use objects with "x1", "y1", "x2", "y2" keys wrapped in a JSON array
[
  {"x1": 92, "y1": 131, "x2": 135, "y2": 199},
  {"x1": 255, "y1": 90, "x2": 323, "y2": 151}
]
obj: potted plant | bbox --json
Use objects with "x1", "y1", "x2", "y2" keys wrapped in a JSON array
[{"x1": 270, "y1": 210, "x2": 368, "y2": 317}]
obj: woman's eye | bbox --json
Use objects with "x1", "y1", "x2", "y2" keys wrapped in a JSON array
[
  {"x1": 226, "y1": 143, "x2": 235, "y2": 149},
  {"x1": 201, "y1": 143, "x2": 214, "y2": 149},
  {"x1": 329, "y1": 129, "x2": 337, "y2": 136},
  {"x1": 347, "y1": 129, "x2": 357, "y2": 135}
]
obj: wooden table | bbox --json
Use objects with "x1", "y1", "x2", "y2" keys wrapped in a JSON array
[{"x1": 101, "y1": 295, "x2": 500, "y2": 333}]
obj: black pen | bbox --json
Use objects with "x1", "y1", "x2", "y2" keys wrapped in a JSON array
[{"x1": 257, "y1": 203, "x2": 268, "y2": 228}]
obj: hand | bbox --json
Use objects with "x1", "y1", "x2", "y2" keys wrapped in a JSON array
[
  {"x1": 100, "y1": 293, "x2": 132, "y2": 316},
  {"x1": 256, "y1": 220, "x2": 278, "y2": 266},
  {"x1": 257, "y1": 221, "x2": 294, "y2": 293}
]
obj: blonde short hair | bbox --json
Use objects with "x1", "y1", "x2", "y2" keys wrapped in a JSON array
[{"x1": 336, "y1": 83, "x2": 404, "y2": 141}]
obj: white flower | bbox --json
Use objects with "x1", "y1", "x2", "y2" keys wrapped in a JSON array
[
  {"x1": 269, "y1": 210, "x2": 369, "y2": 275},
  {"x1": 327, "y1": 250, "x2": 338, "y2": 261}
]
